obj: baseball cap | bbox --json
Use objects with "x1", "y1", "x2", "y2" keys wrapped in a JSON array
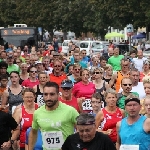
[
  {"x1": 61, "y1": 79, "x2": 73, "y2": 88},
  {"x1": 35, "y1": 61, "x2": 42, "y2": 65}
]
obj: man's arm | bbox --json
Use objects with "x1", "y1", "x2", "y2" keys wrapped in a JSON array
[
  {"x1": 28, "y1": 128, "x2": 38, "y2": 150},
  {"x1": 116, "y1": 121, "x2": 121, "y2": 150},
  {"x1": 109, "y1": 73, "x2": 117, "y2": 89}
]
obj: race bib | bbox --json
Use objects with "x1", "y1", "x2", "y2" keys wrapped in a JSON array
[
  {"x1": 120, "y1": 145, "x2": 139, "y2": 150},
  {"x1": 82, "y1": 99, "x2": 93, "y2": 111},
  {"x1": 42, "y1": 131, "x2": 64, "y2": 150}
]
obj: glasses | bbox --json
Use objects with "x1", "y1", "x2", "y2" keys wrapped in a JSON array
[
  {"x1": 30, "y1": 71, "x2": 37, "y2": 73},
  {"x1": 74, "y1": 68, "x2": 80, "y2": 71},
  {"x1": 93, "y1": 72, "x2": 101, "y2": 75},
  {"x1": 91, "y1": 101, "x2": 101, "y2": 104},
  {"x1": 62, "y1": 87, "x2": 72, "y2": 90},
  {"x1": 54, "y1": 65, "x2": 61, "y2": 67},
  {"x1": 82, "y1": 53, "x2": 86, "y2": 55},
  {"x1": 122, "y1": 84, "x2": 132, "y2": 86}
]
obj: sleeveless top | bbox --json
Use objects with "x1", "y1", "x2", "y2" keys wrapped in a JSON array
[
  {"x1": 20, "y1": 103, "x2": 38, "y2": 148},
  {"x1": 101, "y1": 107, "x2": 123, "y2": 142},
  {"x1": 8, "y1": 87, "x2": 24, "y2": 114},
  {"x1": 35, "y1": 85, "x2": 45, "y2": 107},
  {"x1": 119, "y1": 116, "x2": 150, "y2": 150},
  {"x1": 116, "y1": 71, "x2": 129, "y2": 92},
  {"x1": 96, "y1": 81, "x2": 106, "y2": 94}
]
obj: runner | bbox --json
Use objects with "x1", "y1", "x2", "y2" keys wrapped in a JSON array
[
  {"x1": 73, "y1": 69, "x2": 95, "y2": 112},
  {"x1": 116, "y1": 95, "x2": 150, "y2": 150},
  {"x1": 13, "y1": 88, "x2": 38, "y2": 150},
  {"x1": 33, "y1": 72, "x2": 48, "y2": 107},
  {"x1": 28, "y1": 81, "x2": 79, "y2": 150},
  {"x1": 59, "y1": 79, "x2": 81, "y2": 112},
  {"x1": 96, "y1": 88, "x2": 124, "y2": 143},
  {"x1": 143, "y1": 96, "x2": 150, "y2": 118},
  {"x1": 62, "y1": 113, "x2": 116, "y2": 150}
]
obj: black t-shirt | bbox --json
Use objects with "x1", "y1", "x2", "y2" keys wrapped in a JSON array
[
  {"x1": 0, "y1": 110, "x2": 18, "y2": 145},
  {"x1": 62, "y1": 131, "x2": 116, "y2": 150}
]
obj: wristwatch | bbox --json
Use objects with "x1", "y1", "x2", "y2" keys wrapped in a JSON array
[{"x1": 10, "y1": 140, "x2": 14, "y2": 145}]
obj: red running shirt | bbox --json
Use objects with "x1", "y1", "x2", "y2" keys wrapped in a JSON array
[
  {"x1": 20, "y1": 104, "x2": 38, "y2": 148},
  {"x1": 101, "y1": 107, "x2": 123, "y2": 142},
  {"x1": 59, "y1": 96, "x2": 80, "y2": 112}
]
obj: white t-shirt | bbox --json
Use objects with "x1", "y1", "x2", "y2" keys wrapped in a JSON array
[
  {"x1": 132, "y1": 57, "x2": 147, "y2": 72},
  {"x1": 118, "y1": 82, "x2": 146, "y2": 99}
]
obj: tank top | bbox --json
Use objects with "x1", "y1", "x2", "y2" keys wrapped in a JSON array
[
  {"x1": 8, "y1": 87, "x2": 24, "y2": 114},
  {"x1": 35, "y1": 85, "x2": 45, "y2": 107},
  {"x1": 96, "y1": 81, "x2": 106, "y2": 94},
  {"x1": 119, "y1": 116, "x2": 150, "y2": 150},
  {"x1": 20, "y1": 103, "x2": 38, "y2": 148},
  {"x1": 116, "y1": 71, "x2": 129, "y2": 92},
  {"x1": 101, "y1": 107, "x2": 123, "y2": 142}
]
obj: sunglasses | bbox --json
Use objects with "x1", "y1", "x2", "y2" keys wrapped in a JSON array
[
  {"x1": 74, "y1": 68, "x2": 80, "y2": 71},
  {"x1": 30, "y1": 71, "x2": 37, "y2": 73},
  {"x1": 62, "y1": 87, "x2": 72, "y2": 90},
  {"x1": 122, "y1": 84, "x2": 132, "y2": 86},
  {"x1": 82, "y1": 53, "x2": 86, "y2": 55},
  {"x1": 54, "y1": 65, "x2": 61, "y2": 67},
  {"x1": 93, "y1": 72, "x2": 101, "y2": 74}
]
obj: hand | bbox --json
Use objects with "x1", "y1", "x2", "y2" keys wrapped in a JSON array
[
  {"x1": 106, "y1": 129, "x2": 113, "y2": 135},
  {"x1": 1, "y1": 141, "x2": 11, "y2": 150},
  {"x1": 79, "y1": 97, "x2": 86, "y2": 103}
]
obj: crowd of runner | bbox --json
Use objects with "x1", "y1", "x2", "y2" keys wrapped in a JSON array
[{"x1": 0, "y1": 40, "x2": 150, "y2": 150}]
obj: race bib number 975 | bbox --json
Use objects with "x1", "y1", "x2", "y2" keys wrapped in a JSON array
[{"x1": 42, "y1": 131, "x2": 64, "y2": 149}]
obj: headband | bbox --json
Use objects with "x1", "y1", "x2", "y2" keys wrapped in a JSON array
[{"x1": 125, "y1": 98, "x2": 140, "y2": 105}]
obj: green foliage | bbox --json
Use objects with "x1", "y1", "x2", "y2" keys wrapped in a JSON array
[{"x1": 0, "y1": 0, "x2": 150, "y2": 36}]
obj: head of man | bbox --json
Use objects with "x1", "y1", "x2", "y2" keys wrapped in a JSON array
[
  {"x1": 108, "y1": 48, "x2": 114, "y2": 56},
  {"x1": 38, "y1": 72, "x2": 48, "y2": 85},
  {"x1": 113, "y1": 47, "x2": 119, "y2": 56},
  {"x1": 1, "y1": 51, "x2": 7, "y2": 59},
  {"x1": 16, "y1": 49, "x2": 21, "y2": 57},
  {"x1": 81, "y1": 50, "x2": 87, "y2": 58},
  {"x1": 43, "y1": 81, "x2": 59, "y2": 108},
  {"x1": 73, "y1": 50, "x2": 80, "y2": 63},
  {"x1": 121, "y1": 58, "x2": 130, "y2": 72},
  {"x1": 100, "y1": 56, "x2": 107, "y2": 69},
  {"x1": 137, "y1": 50, "x2": 143, "y2": 59},
  {"x1": 13, "y1": 52, "x2": 18, "y2": 60},
  {"x1": 125, "y1": 95, "x2": 141, "y2": 118},
  {"x1": 61, "y1": 79, "x2": 73, "y2": 99},
  {"x1": 35, "y1": 61, "x2": 44, "y2": 72},
  {"x1": 0, "y1": 61, "x2": 8, "y2": 75},
  {"x1": 121, "y1": 77, "x2": 132, "y2": 94},
  {"x1": 129, "y1": 68, "x2": 140, "y2": 86},
  {"x1": 42, "y1": 56, "x2": 50, "y2": 68},
  {"x1": 53, "y1": 60, "x2": 62, "y2": 74},
  {"x1": 129, "y1": 50, "x2": 137, "y2": 59},
  {"x1": 76, "y1": 113, "x2": 96, "y2": 142},
  {"x1": 7, "y1": 55, "x2": 14, "y2": 65}
]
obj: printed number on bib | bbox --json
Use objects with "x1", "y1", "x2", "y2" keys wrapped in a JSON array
[
  {"x1": 82, "y1": 99, "x2": 92, "y2": 110},
  {"x1": 42, "y1": 131, "x2": 64, "y2": 149},
  {"x1": 120, "y1": 145, "x2": 139, "y2": 150}
]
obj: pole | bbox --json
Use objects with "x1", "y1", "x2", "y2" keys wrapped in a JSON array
[{"x1": 129, "y1": 35, "x2": 131, "y2": 53}]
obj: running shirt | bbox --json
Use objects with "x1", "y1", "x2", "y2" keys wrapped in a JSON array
[
  {"x1": 22, "y1": 79, "x2": 39, "y2": 88},
  {"x1": 8, "y1": 87, "x2": 24, "y2": 114},
  {"x1": 32, "y1": 102, "x2": 79, "y2": 150},
  {"x1": 101, "y1": 107, "x2": 123, "y2": 142},
  {"x1": 20, "y1": 103, "x2": 38, "y2": 148},
  {"x1": 59, "y1": 96, "x2": 80, "y2": 112},
  {"x1": 35, "y1": 85, "x2": 45, "y2": 107},
  {"x1": 119, "y1": 116, "x2": 150, "y2": 150}
]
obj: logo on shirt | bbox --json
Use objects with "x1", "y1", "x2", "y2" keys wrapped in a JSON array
[{"x1": 76, "y1": 144, "x2": 80, "y2": 148}]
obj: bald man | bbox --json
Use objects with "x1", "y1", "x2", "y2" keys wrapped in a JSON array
[
  {"x1": 132, "y1": 49, "x2": 147, "y2": 72},
  {"x1": 102, "y1": 48, "x2": 114, "y2": 61}
]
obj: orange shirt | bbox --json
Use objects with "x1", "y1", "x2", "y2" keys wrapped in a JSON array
[
  {"x1": 49, "y1": 72, "x2": 67, "y2": 87},
  {"x1": 116, "y1": 71, "x2": 129, "y2": 92}
]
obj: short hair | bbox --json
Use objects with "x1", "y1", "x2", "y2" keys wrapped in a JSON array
[
  {"x1": 76, "y1": 113, "x2": 95, "y2": 125},
  {"x1": 129, "y1": 68, "x2": 139, "y2": 75},
  {"x1": 80, "y1": 68, "x2": 90, "y2": 76},
  {"x1": 121, "y1": 77, "x2": 132, "y2": 85},
  {"x1": 129, "y1": 49, "x2": 137, "y2": 55},
  {"x1": 100, "y1": 56, "x2": 107, "y2": 62},
  {"x1": 92, "y1": 92, "x2": 102, "y2": 102},
  {"x1": 38, "y1": 72, "x2": 47, "y2": 79},
  {"x1": 142, "y1": 76, "x2": 150, "y2": 84},
  {"x1": 22, "y1": 88, "x2": 36, "y2": 96},
  {"x1": 27, "y1": 65, "x2": 37, "y2": 73},
  {"x1": 0, "y1": 74, "x2": 8, "y2": 80},
  {"x1": 74, "y1": 49, "x2": 80, "y2": 54},
  {"x1": 43, "y1": 81, "x2": 59, "y2": 93},
  {"x1": 105, "y1": 64, "x2": 112, "y2": 70},
  {"x1": 73, "y1": 63, "x2": 81, "y2": 69},
  {"x1": 0, "y1": 61, "x2": 8, "y2": 69},
  {"x1": 104, "y1": 88, "x2": 117, "y2": 99},
  {"x1": 125, "y1": 93, "x2": 139, "y2": 100}
]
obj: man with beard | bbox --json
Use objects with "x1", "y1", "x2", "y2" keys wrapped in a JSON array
[
  {"x1": 117, "y1": 77, "x2": 139, "y2": 110},
  {"x1": 28, "y1": 81, "x2": 79, "y2": 150}
]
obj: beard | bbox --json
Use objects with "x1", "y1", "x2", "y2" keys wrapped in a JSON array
[{"x1": 45, "y1": 99, "x2": 58, "y2": 108}]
